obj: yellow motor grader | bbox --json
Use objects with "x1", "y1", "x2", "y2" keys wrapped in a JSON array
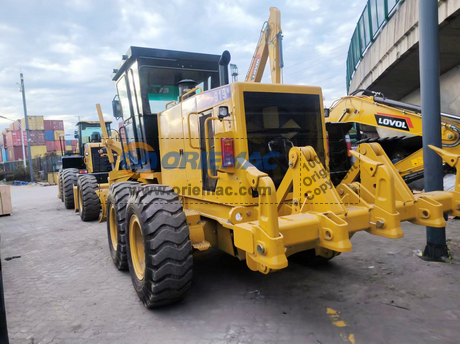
[
  {"x1": 87, "y1": 46, "x2": 460, "y2": 309},
  {"x1": 57, "y1": 120, "x2": 113, "y2": 221}
]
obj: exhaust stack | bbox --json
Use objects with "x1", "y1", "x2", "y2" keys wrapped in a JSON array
[{"x1": 219, "y1": 50, "x2": 231, "y2": 86}]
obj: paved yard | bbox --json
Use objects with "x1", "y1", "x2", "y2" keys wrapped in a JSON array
[{"x1": 1, "y1": 184, "x2": 460, "y2": 343}]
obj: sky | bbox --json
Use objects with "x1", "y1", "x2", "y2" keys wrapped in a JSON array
[{"x1": 0, "y1": 0, "x2": 366, "y2": 136}]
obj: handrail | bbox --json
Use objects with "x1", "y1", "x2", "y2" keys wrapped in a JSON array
[
  {"x1": 204, "y1": 117, "x2": 220, "y2": 180},
  {"x1": 165, "y1": 100, "x2": 176, "y2": 109},
  {"x1": 181, "y1": 87, "x2": 202, "y2": 102},
  {"x1": 187, "y1": 112, "x2": 201, "y2": 150}
]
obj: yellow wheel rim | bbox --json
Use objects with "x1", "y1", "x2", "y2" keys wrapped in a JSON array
[
  {"x1": 109, "y1": 204, "x2": 118, "y2": 251},
  {"x1": 78, "y1": 188, "x2": 83, "y2": 212},
  {"x1": 129, "y1": 214, "x2": 145, "y2": 281}
]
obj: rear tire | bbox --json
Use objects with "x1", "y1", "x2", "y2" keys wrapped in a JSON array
[
  {"x1": 62, "y1": 168, "x2": 78, "y2": 209},
  {"x1": 126, "y1": 185, "x2": 193, "y2": 308},
  {"x1": 106, "y1": 181, "x2": 139, "y2": 271},
  {"x1": 77, "y1": 174, "x2": 101, "y2": 221}
]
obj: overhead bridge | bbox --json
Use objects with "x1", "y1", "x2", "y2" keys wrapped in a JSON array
[{"x1": 346, "y1": 0, "x2": 460, "y2": 114}]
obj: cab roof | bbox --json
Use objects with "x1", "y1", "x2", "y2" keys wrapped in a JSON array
[
  {"x1": 76, "y1": 121, "x2": 112, "y2": 125},
  {"x1": 112, "y1": 46, "x2": 221, "y2": 82}
]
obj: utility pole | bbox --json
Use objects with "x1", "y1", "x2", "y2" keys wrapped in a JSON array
[
  {"x1": 419, "y1": 0, "x2": 448, "y2": 261},
  {"x1": 19, "y1": 73, "x2": 34, "y2": 182}
]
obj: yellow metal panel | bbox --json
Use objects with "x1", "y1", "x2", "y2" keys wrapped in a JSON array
[
  {"x1": 217, "y1": 223, "x2": 235, "y2": 256},
  {"x1": 159, "y1": 105, "x2": 187, "y2": 190},
  {"x1": 233, "y1": 223, "x2": 254, "y2": 254}
]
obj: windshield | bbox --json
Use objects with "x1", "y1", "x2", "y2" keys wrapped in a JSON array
[
  {"x1": 244, "y1": 91, "x2": 325, "y2": 187},
  {"x1": 79, "y1": 123, "x2": 111, "y2": 145},
  {"x1": 139, "y1": 66, "x2": 219, "y2": 114}
]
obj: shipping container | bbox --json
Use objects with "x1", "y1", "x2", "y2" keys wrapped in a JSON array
[
  {"x1": 44, "y1": 120, "x2": 64, "y2": 131},
  {"x1": 46, "y1": 141, "x2": 55, "y2": 152},
  {"x1": 7, "y1": 146, "x2": 25, "y2": 161},
  {"x1": 65, "y1": 145, "x2": 72, "y2": 151},
  {"x1": 9, "y1": 121, "x2": 22, "y2": 131},
  {"x1": 1, "y1": 149, "x2": 7, "y2": 162},
  {"x1": 71, "y1": 140, "x2": 77, "y2": 146},
  {"x1": 30, "y1": 145, "x2": 47, "y2": 157},
  {"x1": 20, "y1": 116, "x2": 45, "y2": 131},
  {"x1": 53, "y1": 130, "x2": 65, "y2": 141},
  {"x1": 5, "y1": 130, "x2": 28, "y2": 147},
  {"x1": 54, "y1": 140, "x2": 64, "y2": 152},
  {"x1": 45, "y1": 130, "x2": 54, "y2": 141},
  {"x1": 29, "y1": 131, "x2": 46, "y2": 146}
]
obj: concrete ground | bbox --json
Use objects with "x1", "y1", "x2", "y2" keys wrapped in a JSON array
[{"x1": 1, "y1": 185, "x2": 460, "y2": 344}]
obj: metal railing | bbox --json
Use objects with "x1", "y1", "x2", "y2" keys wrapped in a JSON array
[{"x1": 346, "y1": 0, "x2": 403, "y2": 93}]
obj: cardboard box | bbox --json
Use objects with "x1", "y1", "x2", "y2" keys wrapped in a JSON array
[{"x1": 0, "y1": 185, "x2": 12, "y2": 215}]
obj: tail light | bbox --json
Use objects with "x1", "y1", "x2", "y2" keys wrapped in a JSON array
[
  {"x1": 345, "y1": 135, "x2": 352, "y2": 157},
  {"x1": 221, "y1": 138, "x2": 235, "y2": 167},
  {"x1": 79, "y1": 169, "x2": 88, "y2": 174}
]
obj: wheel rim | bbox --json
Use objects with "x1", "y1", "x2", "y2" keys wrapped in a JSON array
[
  {"x1": 129, "y1": 214, "x2": 145, "y2": 281},
  {"x1": 109, "y1": 204, "x2": 118, "y2": 251},
  {"x1": 78, "y1": 188, "x2": 83, "y2": 212}
]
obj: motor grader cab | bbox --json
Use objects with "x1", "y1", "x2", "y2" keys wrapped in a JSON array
[{"x1": 58, "y1": 120, "x2": 113, "y2": 220}]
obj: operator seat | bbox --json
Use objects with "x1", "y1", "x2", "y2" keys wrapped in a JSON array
[{"x1": 91, "y1": 132, "x2": 102, "y2": 143}]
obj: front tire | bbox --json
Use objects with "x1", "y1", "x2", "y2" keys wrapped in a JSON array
[
  {"x1": 62, "y1": 168, "x2": 78, "y2": 209},
  {"x1": 106, "y1": 181, "x2": 139, "y2": 271},
  {"x1": 77, "y1": 174, "x2": 101, "y2": 221},
  {"x1": 126, "y1": 185, "x2": 193, "y2": 308}
]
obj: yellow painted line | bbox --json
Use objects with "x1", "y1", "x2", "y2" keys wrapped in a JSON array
[
  {"x1": 333, "y1": 320, "x2": 347, "y2": 327},
  {"x1": 326, "y1": 308, "x2": 355, "y2": 343}
]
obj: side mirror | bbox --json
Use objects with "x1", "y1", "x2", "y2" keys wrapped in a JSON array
[
  {"x1": 112, "y1": 96, "x2": 123, "y2": 120},
  {"x1": 218, "y1": 106, "x2": 230, "y2": 120},
  {"x1": 324, "y1": 108, "x2": 330, "y2": 118},
  {"x1": 74, "y1": 130, "x2": 79, "y2": 139}
]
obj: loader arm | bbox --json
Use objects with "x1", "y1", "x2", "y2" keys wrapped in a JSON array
[{"x1": 245, "y1": 7, "x2": 283, "y2": 83}]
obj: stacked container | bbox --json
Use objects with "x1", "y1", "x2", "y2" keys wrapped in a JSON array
[
  {"x1": 3, "y1": 117, "x2": 66, "y2": 160},
  {"x1": 44, "y1": 120, "x2": 65, "y2": 155},
  {"x1": 20, "y1": 116, "x2": 45, "y2": 130}
]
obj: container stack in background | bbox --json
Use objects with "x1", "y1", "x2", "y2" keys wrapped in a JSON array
[
  {"x1": 0, "y1": 116, "x2": 76, "y2": 162},
  {"x1": 45, "y1": 119, "x2": 66, "y2": 156}
]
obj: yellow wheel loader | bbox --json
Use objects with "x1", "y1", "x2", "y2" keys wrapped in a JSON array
[{"x1": 89, "y1": 46, "x2": 460, "y2": 309}]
